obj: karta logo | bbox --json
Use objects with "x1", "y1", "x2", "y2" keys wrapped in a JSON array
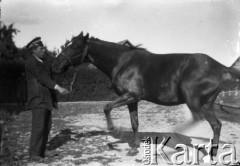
[{"x1": 142, "y1": 137, "x2": 239, "y2": 165}]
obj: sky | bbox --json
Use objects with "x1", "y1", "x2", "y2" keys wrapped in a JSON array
[{"x1": 2, "y1": 0, "x2": 240, "y2": 66}]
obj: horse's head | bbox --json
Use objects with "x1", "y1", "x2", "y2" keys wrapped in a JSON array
[{"x1": 52, "y1": 32, "x2": 89, "y2": 74}]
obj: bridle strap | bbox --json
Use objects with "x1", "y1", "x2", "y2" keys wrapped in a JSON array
[
  {"x1": 80, "y1": 45, "x2": 88, "y2": 63},
  {"x1": 66, "y1": 46, "x2": 88, "y2": 92},
  {"x1": 69, "y1": 46, "x2": 88, "y2": 66}
]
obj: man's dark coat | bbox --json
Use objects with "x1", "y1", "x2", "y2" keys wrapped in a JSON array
[{"x1": 25, "y1": 56, "x2": 57, "y2": 110}]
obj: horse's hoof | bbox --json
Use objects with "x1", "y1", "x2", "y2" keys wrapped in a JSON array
[
  {"x1": 126, "y1": 149, "x2": 139, "y2": 156},
  {"x1": 107, "y1": 125, "x2": 115, "y2": 131},
  {"x1": 108, "y1": 127, "x2": 114, "y2": 131}
]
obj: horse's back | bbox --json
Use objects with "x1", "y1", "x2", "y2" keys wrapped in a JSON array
[
  {"x1": 144, "y1": 53, "x2": 225, "y2": 105},
  {"x1": 113, "y1": 52, "x2": 226, "y2": 105}
]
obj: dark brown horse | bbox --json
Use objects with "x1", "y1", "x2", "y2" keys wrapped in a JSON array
[{"x1": 52, "y1": 32, "x2": 240, "y2": 158}]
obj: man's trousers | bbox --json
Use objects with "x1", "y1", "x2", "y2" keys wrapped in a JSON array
[{"x1": 29, "y1": 108, "x2": 52, "y2": 157}]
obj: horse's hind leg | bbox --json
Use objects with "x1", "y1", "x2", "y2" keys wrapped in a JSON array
[
  {"x1": 202, "y1": 102, "x2": 222, "y2": 158},
  {"x1": 127, "y1": 102, "x2": 139, "y2": 156},
  {"x1": 187, "y1": 101, "x2": 221, "y2": 161},
  {"x1": 104, "y1": 93, "x2": 138, "y2": 131}
]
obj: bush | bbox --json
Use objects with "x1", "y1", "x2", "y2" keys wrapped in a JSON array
[{"x1": 0, "y1": 59, "x2": 26, "y2": 103}]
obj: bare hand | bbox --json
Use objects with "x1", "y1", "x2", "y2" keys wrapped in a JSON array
[
  {"x1": 58, "y1": 87, "x2": 69, "y2": 95},
  {"x1": 54, "y1": 85, "x2": 69, "y2": 95}
]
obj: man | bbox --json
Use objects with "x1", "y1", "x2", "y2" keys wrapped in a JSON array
[{"x1": 25, "y1": 37, "x2": 68, "y2": 162}]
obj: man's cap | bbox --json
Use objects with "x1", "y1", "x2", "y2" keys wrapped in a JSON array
[{"x1": 26, "y1": 37, "x2": 44, "y2": 50}]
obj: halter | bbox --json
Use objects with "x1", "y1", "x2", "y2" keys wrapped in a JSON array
[
  {"x1": 63, "y1": 46, "x2": 88, "y2": 93},
  {"x1": 80, "y1": 45, "x2": 89, "y2": 64},
  {"x1": 68, "y1": 45, "x2": 88, "y2": 66}
]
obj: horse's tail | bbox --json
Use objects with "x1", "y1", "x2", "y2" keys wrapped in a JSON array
[
  {"x1": 220, "y1": 67, "x2": 240, "y2": 90},
  {"x1": 224, "y1": 57, "x2": 240, "y2": 84}
]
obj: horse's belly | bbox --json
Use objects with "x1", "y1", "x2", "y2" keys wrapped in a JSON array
[
  {"x1": 157, "y1": 94, "x2": 183, "y2": 105},
  {"x1": 145, "y1": 84, "x2": 184, "y2": 105},
  {"x1": 146, "y1": 95, "x2": 184, "y2": 106}
]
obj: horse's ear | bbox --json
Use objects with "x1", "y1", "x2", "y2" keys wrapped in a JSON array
[
  {"x1": 84, "y1": 33, "x2": 89, "y2": 42},
  {"x1": 79, "y1": 32, "x2": 83, "y2": 37}
]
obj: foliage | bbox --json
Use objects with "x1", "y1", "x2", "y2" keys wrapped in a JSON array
[
  {"x1": 0, "y1": 23, "x2": 25, "y2": 103},
  {"x1": 0, "y1": 24, "x2": 19, "y2": 60}
]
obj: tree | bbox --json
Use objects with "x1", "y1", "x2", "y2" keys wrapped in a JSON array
[{"x1": 0, "y1": 24, "x2": 19, "y2": 60}]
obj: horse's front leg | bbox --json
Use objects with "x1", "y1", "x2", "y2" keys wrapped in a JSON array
[
  {"x1": 127, "y1": 102, "x2": 140, "y2": 156},
  {"x1": 104, "y1": 93, "x2": 138, "y2": 131}
]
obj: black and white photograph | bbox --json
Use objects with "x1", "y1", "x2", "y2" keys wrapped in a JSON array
[{"x1": 1, "y1": 0, "x2": 240, "y2": 165}]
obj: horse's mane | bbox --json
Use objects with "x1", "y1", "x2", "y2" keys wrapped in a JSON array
[
  {"x1": 127, "y1": 43, "x2": 146, "y2": 50},
  {"x1": 89, "y1": 37, "x2": 147, "y2": 51}
]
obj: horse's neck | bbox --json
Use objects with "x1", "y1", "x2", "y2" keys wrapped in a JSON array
[{"x1": 88, "y1": 40, "x2": 126, "y2": 78}]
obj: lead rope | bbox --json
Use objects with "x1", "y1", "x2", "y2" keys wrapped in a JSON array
[
  {"x1": 66, "y1": 69, "x2": 77, "y2": 115},
  {"x1": 67, "y1": 46, "x2": 88, "y2": 93},
  {"x1": 68, "y1": 70, "x2": 77, "y2": 93}
]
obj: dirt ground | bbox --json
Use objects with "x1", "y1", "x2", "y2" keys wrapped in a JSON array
[{"x1": 1, "y1": 101, "x2": 240, "y2": 166}]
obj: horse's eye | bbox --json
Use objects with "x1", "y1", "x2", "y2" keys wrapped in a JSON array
[{"x1": 72, "y1": 44, "x2": 78, "y2": 49}]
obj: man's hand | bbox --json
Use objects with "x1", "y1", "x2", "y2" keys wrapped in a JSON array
[{"x1": 54, "y1": 84, "x2": 69, "y2": 95}]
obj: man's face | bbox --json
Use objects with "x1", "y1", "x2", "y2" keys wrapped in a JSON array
[{"x1": 33, "y1": 46, "x2": 45, "y2": 59}]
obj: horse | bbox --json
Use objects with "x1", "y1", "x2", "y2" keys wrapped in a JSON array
[{"x1": 52, "y1": 32, "x2": 240, "y2": 159}]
